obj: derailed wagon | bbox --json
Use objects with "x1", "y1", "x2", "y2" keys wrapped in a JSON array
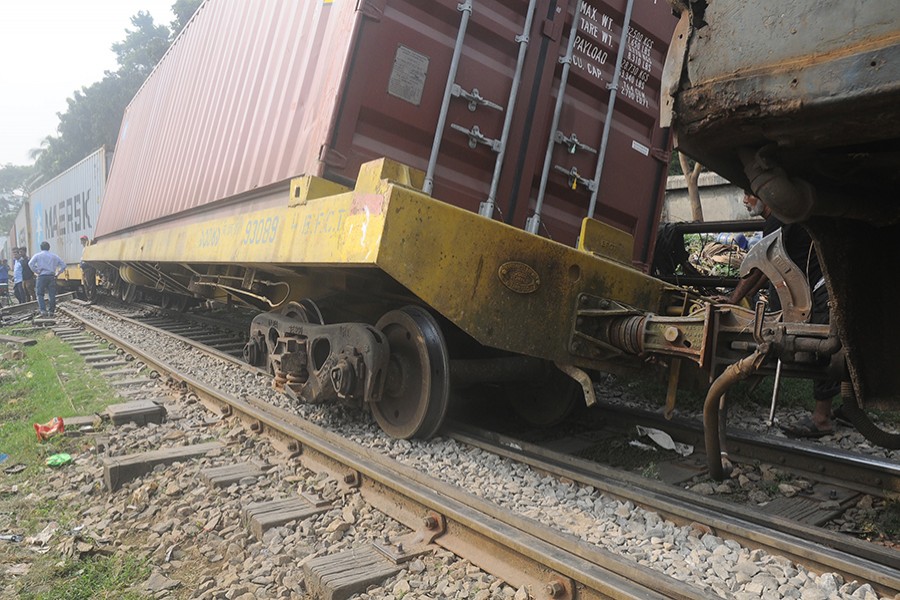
[
  {"x1": 86, "y1": 0, "x2": 698, "y2": 437},
  {"x1": 662, "y1": 0, "x2": 900, "y2": 471},
  {"x1": 83, "y1": 0, "x2": 898, "y2": 475}
]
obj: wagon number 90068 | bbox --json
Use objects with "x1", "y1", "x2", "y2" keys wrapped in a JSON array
[{"x1": 243, "y1": 217, "x2": 279, "y2": 245}]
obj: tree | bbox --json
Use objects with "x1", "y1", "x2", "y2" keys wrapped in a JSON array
[
  {"x1": 171, "y1": 0, "x2": 203, "y2": 36},
  {"x1": 111, "y1": 12, "x2": 172, "y2": 79},
  {"x1": 0, "y1": 163, "x2": 35, "y2": 233},
  {"x1": 29, "y1": 1, "x2": 203, "y2": 183}
]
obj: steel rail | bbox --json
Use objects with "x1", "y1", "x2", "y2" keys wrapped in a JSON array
[
  {"x1": 597, "y1": 402, "x2": 900, "y2": 495},
  {"x1": 73, "y1": 303, "x2": 258, "y2": 374},
  {"x1": 59, "y1": 305, "x2": 715, "y2": 600},
  {"x1": 136, "y1": 301, "x2": 252, "y2": 335},
  {"x1": 447, "y1": 423, "x2": 900, "y2": 597}
]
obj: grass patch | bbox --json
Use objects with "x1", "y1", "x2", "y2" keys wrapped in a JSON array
[
  {"x1": 0, "y1": 328, "x2": 150, "y2": 598},
  {"x1": 576, "y1": 433, "x2": 663, "y2": 472},
  {"x1": 16, "y1": 554, "x2": 150, "y2": 600},
  {"x1": 0, "y1": 331, "x2": 118, "y2": 475},
  {"x1": 616, "y1": 364, "x2": 815, "y2": 414}
]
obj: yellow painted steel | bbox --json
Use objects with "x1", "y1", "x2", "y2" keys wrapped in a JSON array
[
  {"x1": 59, "y1": 265, "x2": 86, "y2": 283},
  {"x1": 578, "y1": 217, "x2": 634, "y2": 266},
  {"x1": 54, "y1": 265, "x2": 92, "y2": 290},
  {"x1": 83, "y1": 160, "x2": 427, "y2": 268},
  {"x1": 85, "y1": 158, "x2": 677, "y2": 368},
  {"x1": 375, "y1": 188, "x2": 672, "y2": 367}
]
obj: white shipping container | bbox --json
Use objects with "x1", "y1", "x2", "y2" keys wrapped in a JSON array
[
  {"x1": 28, "y1": 148, "x2": 109, "y2": 266},
  {"x1": 14, "y1": 201, "x2": 30, "y2": 258}
]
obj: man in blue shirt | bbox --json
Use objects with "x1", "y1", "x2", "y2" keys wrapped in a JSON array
[
  {"x1": 28, "y1": 241, "x2": 66, "y2": 317},
  {"x1": 0, "y1": 258, "x2": 9, "y2": 304}
]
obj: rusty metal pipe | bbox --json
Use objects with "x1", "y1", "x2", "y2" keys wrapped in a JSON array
[
  {"x1": 738, "y1": 146, "x2": 895, "y2": 224},
  {"x1": 791, "y1": 335, "x2": 841, "y2": 356},
  {"x1": 739, "y1": 147, "x2": 817, "y2": 223},
  {"x1": 704, "y1": 349, "x2": 767, "y2": 480}
]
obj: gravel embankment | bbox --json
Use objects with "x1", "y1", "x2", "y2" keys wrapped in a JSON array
[{"x1": 26, "y1": 305, "x2": 892, "y2": 600}]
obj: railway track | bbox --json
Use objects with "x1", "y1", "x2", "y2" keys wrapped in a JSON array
[
  {"x1": 48, "y1": 301, "x2": 900, "y2": 598},
  {"x1": 473, "y1": 400, "x2": 900, "y2": 542},
  {"x1": 94, "y1": 301, "x2": 252, "y2": 360},
  {"x1": 446, "y1": 424, "x2": 899, "y2": 584},
  {"x1": 594, "y1": 403, "x2": 900, "y2": 496}
]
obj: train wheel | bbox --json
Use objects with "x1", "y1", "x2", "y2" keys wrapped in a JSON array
[
  {"x1": 161, "y1": 293, "x2": 189, "y2": 312},
  {"x1": 172, "y1": 294, "x2": 189, "y2": 312},
  {"x1": 374, "y1": 306, "x2": 450, "y2": 439},
  {"x1": 281, "y1": 299, "x2": 324, "y2": 324},
  {"x1": 505, "y1": 365, "x2": 581, "y2": 427},
  {"x1": 117, "y1": 281, "x2": 137, "y2": 303}
]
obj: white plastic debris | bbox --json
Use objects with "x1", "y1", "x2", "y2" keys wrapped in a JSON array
[
  {"x1": 635, "y1": 425, "x2": 694, "y2": 457},
  {"x1": 628, "y1": 440, "x2": 657, "y2": 452}
]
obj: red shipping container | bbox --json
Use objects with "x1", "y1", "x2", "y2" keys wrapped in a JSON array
[{"x1": 98, "y1": 0, "x2": 676, "y2": 268}]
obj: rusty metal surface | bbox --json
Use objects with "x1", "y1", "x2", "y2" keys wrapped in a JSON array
[
  {"x1": 245, "y1": 311, "x2": 389, "y2": 406},
  {"x1": 665, "y1": 1, "x2": 900, "y2": 414},
  {"x1": 807, "y1": 219, "x2": 900, "y2": 413},
  {"x1": 96, "y1": 0, "x2": 344, "y2": 238},
  {"x1": 97, "y1": 0, "x2": 676, "y2": 268},
  {"x1": 667, "y1": 1, "x2": 900, "y2": 206}
]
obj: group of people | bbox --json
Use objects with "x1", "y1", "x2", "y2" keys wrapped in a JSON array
[
  {"x1": 0, "y1": 246, "x2": 36, "y2": 304},
  {"x1": 0, "y1": 242, "x2": 67, "y2": 317}
]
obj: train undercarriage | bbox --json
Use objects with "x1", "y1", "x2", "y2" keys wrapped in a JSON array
[{"x1": 86, "y1": 159, "x2": 899, "y2": 479}]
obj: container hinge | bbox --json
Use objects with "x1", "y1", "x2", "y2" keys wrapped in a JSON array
[
  {"x1": 651, "y1": 147, "x2": 671, "y2": 164},
  {"x1": 356, "y1": 0, "x2": 385, "y2": 21},
  {"x1": 553, "y1": 165, "x2": 596, "y2": 192},
  {"x1": 554, "y1": 131, "x2": 597, "y2": 155},
  {"x1": 319, "y1": 145, "x2": 348, "y2": 169},
  {"x1": 450, "y1": 124, "x2": 501, "y2": 152},
  {"x1": 542, "y1": 7, "x2": 564, "y2": 41},
  {"x1": 451, "y1": 84, "x2": 504, "y2": 112}
]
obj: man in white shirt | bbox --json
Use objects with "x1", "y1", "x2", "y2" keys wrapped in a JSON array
[
  {"x1": 28, "y1": 241, "x2": 66, "y2": 317},
  {"x1": 12, "y1": 248, "x2": 24, "y2": 303}
]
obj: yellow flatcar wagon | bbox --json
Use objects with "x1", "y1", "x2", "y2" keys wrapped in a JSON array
[{"x1": 84, "y1": 0, "x2": 899, "y2": 477}]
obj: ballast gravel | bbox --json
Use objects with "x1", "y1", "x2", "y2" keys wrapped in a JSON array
[{"x1": 15, "y1": 303, "x2": 891, "y2": 600}]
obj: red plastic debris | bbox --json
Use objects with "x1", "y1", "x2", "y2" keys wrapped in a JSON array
[{"x1": 33, "y1": 417, "x2": 65, "y2": 442}]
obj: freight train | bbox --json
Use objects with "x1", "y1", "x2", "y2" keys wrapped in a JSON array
[
  {"x1": 7, "y1": 147, "x2": 110, "y2": 292},
  {"x1": 81, "y1": 0, "x2": 899, "y2": 478}
]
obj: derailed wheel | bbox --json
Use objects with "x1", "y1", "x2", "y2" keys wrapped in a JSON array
[
  {"x1": 120, "y1": 282, "x2": 137, "y2": 303},
  {"x1": 374, "y1": 306, "x2": 450, "y2": 439},
  {"x1": 505, "y1": 364, "x2": 581, "y2": 427},
  {"x1": 281, "y1": 299, "x2": 323, "y2": 324},
  {"x1": 160, "y1": 292, "x2": 188, "y2": 312}
]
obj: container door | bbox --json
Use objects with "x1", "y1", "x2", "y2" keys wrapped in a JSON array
[
  {"x1": 499, "y1": 0, "x2": 677, "y2": 266},
  {"x1": 326, "y1": 0, "x2": 528, "y2": 217},
  {"x1": 327, "y1": 0, "x2": 676, "y2": 268}
]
